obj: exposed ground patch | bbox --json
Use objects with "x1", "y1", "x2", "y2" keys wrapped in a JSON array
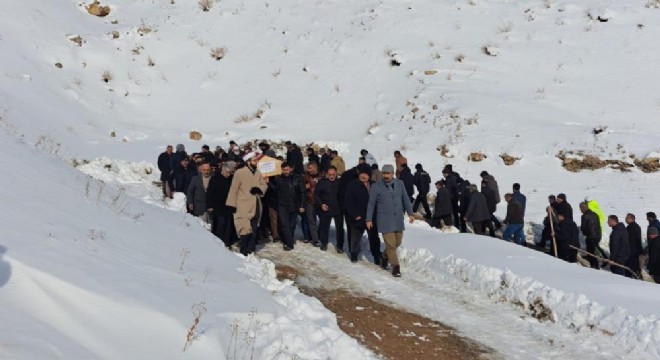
[{"x1": 271, "y1": 260, "x2": 493, "y2": 360}]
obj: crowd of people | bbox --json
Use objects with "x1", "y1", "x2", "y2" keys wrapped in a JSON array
[{"x1": 157, "y1": 141, "x2": 660, "y2": 282}]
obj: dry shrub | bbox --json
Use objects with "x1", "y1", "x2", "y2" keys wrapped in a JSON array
[
  {"x1": 233, "y1": 114, "x2": 251, "y2": 124},
  {"x1": 137, "y1": 26, "x2": 153, "y2": 36},
  {"x1": 634, "y1": 157, "x2": 660, "y2": 173},
  {"x1": 468, "y1": 152, "x2": 486, "y2": 162},
  {"x1": 86, "y1": 1, "x2": 111, "y2": 17},
  {"x1": 560, "y1": 155, "x2": 606, "y2": 172},
  {"x1": 198, "y1": 0, "x2": 213, "y2": 12},
  {"x1": 69, "y1": 35, "x2": 84, "y2": 47},
  {"x1": 210, "y1": 47, "x2": 226, "y2": 60},
  {"x1": 189, "y1": 130, "x2": 203, "y2": 140},
  {"x1": 55, "y1": 63, "x2": 63, "y2": 69},
  {"x1": 528, "y1": 298, "x2": 554, "y2": 323},
  {"x1": 500, "y1": 153, "x2": 520, "y2": 165},
  {"x1": 424, "y1": 70, "x2": 438, "y2": 75},
  {"x1": 110, "y1": 31, "x2": 120, "y2": 39},
  {"x1": 109, "y1": 131, "x2": 116, "y2": 137},
  {"x1": 437, "y1": 144, "x2": 453, "y2": 158},
  {"x1": 101, "y1": 71, "x2": 113, "y2": 83}
]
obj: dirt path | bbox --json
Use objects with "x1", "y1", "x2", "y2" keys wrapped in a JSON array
[{"x1": 266, "y1": 252, "x2": 496, "y2": 360}]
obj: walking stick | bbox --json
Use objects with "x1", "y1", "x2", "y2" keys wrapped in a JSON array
[
  {"x1": 547, "y1": 207, "x2": 558, "y2": 258},
  {"x1": 569, "y1": 245, "x2": 641, "y2": 280}
]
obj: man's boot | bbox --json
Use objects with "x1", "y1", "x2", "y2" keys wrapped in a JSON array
[
  {"x1": 350, "y1": 252, "x2": 359, "y2": 263},
  {"x1": 392, "y1": 265, "x2": 401, "y2": 277},
  {"x1": 373, "y1": 253, "x2": 381, "y2": 266},
  {"x1": 380, "y1": 257, "x2": 388, "y2": 270}
]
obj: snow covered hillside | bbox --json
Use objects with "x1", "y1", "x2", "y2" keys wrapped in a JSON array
[{"x1": 3, "y1": 0, "x2": 660, "y2": 359}]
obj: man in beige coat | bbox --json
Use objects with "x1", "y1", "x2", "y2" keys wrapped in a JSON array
[{"x1": 226, "y1": 151, "x2": 268, "y2": 256}]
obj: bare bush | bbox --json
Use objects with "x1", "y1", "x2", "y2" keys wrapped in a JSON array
[
  {"x1": 198, "y1": 0, "x2": 213, "y2": 12},
  {"x1": 454, "y1": 53, "x2": 465, "y2": 63},
  {"x1": 147, "y1": 56, "x2": 156, "y2": 67},
  {"x1": 183, "y1": 302, "x2": 207, "y2": 351},
  {"x1": 86, "y1": 1, "x2": 111, "y2": 17},
  {"x1": 101, "y1": 71, "x2": 113, "y2": 83},
  {"x1": 233, "y1": 114, "x2": 252, "y2": 124},
  {"x1": 497, "y1": 21, "x2": 514, "y2": 33},
  {"x1": 210, "y1": 47, "x2": 226, "y2": 60}
]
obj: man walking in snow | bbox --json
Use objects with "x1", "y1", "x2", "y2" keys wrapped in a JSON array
[
  {"x1": 412, "y1": 163, "x2": 432, "y2": 218},
  {"x1": 432, "y1": 180, "x2": 453, "y2": 229},
  {"x1": 366, "y1": 164, "x2": 414, "y2": 277},
  {"x1": 512, "y1": 183, "x2": 526, "y2": 215},
  {"x1": 647, "y1": 227, "x2": 660, "y2": 284},
  {"x1": 226, "y1": 151, "x2": 268, "y2": 256},
  {"x1": 187, "y1": 162, "x2": 212, "y2": 223},
  {"x1": 157, "y1": 145, "x2": 174, "y2": 199},
  {"x1": 463, "y1": 184, "x2": 490, "y2": 235},
  {"x1": 393, "y1": 151, "x2": 407, "y2": 178},
  {"x1": 315, "y1": 166, "x2": 344, "y2": 252},
  {"x1": 502, "y1": 193, "x2": 525, "y2": 245},
  {"x1": 344, "y1": 166, "x2": 381, "y2": 264},
  {"x1": 580, "y1": 202, "x2": 604, "y2": 269},
  {"x1": 303, "y1": 162, "x2": 321, "y2": 245},
  {"x1": 555, "y1": 212, "x2": 579, "y2": 263},
  {"x1": 607, "y1": 215, "x2": 630, "y2": 277},
  {"x1": 399, "y1": 163, "x2": 415, "y2": 203},
  {"x1": 480, "y1": 171, "x2": 501, "y2": 229},
  {"x1": 206, "y1": 164, "x2": 237, "y2": 248},
  {"x1": 268, "y1": 162, "x2": 305, "y2": 251},
  {"x1": 625, "y1": 213, "x2": 643, "y2": 278},
  {"x1": 442, "y1": 167, "x2": 460, "y2": 229}
]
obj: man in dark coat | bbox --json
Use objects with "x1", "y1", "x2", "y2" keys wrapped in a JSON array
[
  {"x1": 302, "y1": 162, "x2": 322, "y2": 244},
  {"x1": 200, "y1": 144, "x2": 216, "y2": 165},
  {"x1": 206, "y1": 164, "x2": 237, "y2": 247},
  {"x1": 319, "y1": 148, "x2": 331, "y2": 173},
  {"x1": 412, "y1": 163, "x2": 432, "y2": 218},
  {"x1": 286, "y1": 143, "x2": 305, "y2": 175},
  {"x1": 432, "y1": 181, "x2": 453, "y2": 229},
  {"x1": 344, "y1": 168, "x2": 381, "y2": 264},
  {"x1": 315, "y1": 166, "x2": 344, "y2": 252},
  {"x1": 157, "y1": 145, "x2": 174, "y2": 198},
  {"x1": 269, "y1": 162, "x2": 305, "y2": 251},
  {"x1": 464, "y1": 184, "x2": 490, "y2": 235},
  {"x1": 580, "y1": 202, "x2": 604, "y2": 269},
  {"x1": 398, "y1": 163, "x2": 415, "y2": 203},
  {"x1": 458, "y1": 179, "x2": 472, "y2": 233},
  {"x1": 625, "y1": 213, "x2": 643, "y2": 278},
  {"x1": 512, "y1": 183, "x2": 526, "y2": 216},
  {"x1": 607, "y1": 215, "x2": 630, "y2": 277},
  {"x1": 554, "y1": 193, "x2": 573, "y2": 220},
  {"x1": 170, "y1": 144, "x2": 187, "y2": 175},
  {"x1": 502, "y1": 193, "x2": 525, "y2": 245},
  {"x1": 555, "y1": 212, "x2": 579, "y2": 263},
  {"x1": 480, "y1": 171, "x2": 501, "y2": 229},
  {"x1": 337, "y1": 165, "x2": 362, "y2": 253},
  {"x1": 173, "y1": 157, "x2": 195, "y2": 195},
  {"x1": 442, "y1": 167, "x2": 460, "y2": 229},
  {"x1": 647, "y1": 212, "x2": 660, "y2": 233},
  {"x1": 306, "y1": 148, "x2": 320, "y2": 167},
  {"x1": 481, "y1": 180, "x2": 498, "y2": 237},
  {"x1": 187, "y1": 163, "x2": 212, "y2": 222},
  {"x1": 647, "y1": 227, "x2": 660, "y2": 283},
  {"x1": 258, "y1": 142, "x2": 277, "y2": 158}
]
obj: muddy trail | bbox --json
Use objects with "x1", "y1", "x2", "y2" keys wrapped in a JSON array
[{"x1": 261, "y1": 244, "x2": 497, "y2": 360}]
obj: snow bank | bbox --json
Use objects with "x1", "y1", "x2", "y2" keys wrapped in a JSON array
[
  {"x1": 399, "y1": 225, "x2": 660, "y2": 358},
  {"x1": 0, "y1": 133, "x2": 374, "y2": 359}
]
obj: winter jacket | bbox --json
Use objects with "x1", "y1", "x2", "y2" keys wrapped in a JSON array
[
  {"x1": 504, "y1": 200, "x2": 524, "y2": 224},
  {"x1": 308, "y1": 153, "x2": 320, "y2": 166},
  {"x1": 587, "y1": 200, "x2": 605, "y2": 233},
  {"x1": 580, "y1": 209, "x2": 601, "y2": 239},
  {"x1": 648, "y1": 234, "x2": 660, "y2": 276},
  {"x1": 157, "y1": 152, "x2": 172, "y2": 181},
  {"x1": 626, "y1": 222, "x2": 643, "y2": 256},
  {"x1": 650, "y1": 219, "x2": 660, "y2": 234},
  {"x1": 331, "y1": 156, "x2": 346, "y2": 175},
  {"x1": 413, "y1": 170, "x2": 431, "y2": 194},
  {"x1": 444, "y1": 173, "x2": 458, "y2": 200},
  {"x1": 337, "y1": 167, "x2": 358, "y2": 210},
  {"x1": 187, "y1": 175, "x2": 209, "y2": 216},
  {"x1": 464, "y1": 192, "x2": 490, "y2": 223},
  {"x1": 225, "y1": 166, "x2": 268, "y2": 236},
  {"x1": 314, "y1": 177, "x2": 341, "y2": 216},
  {"x1": 395, "y1": 156, "x2": 408, "y2": 178},
  {"x1": 366, "y1": 179, "x2": 413, "y2": 234},
  {"x1": 609, "y1": 223, "x2": 631, "y2": 264},
  {"x1": 345, "y1": 179, "x2": 373, "y2": 225},
  {"x1": 399, "y1": 167, "x2": 414, "y2": 197},
  {"x1": 513, "y1": 191, "x2": 526, "y2": 215},
  {"x1": 206, "y1": 174, "x2": 233, "y2": 214},
  {"x1": 554, "y1": 201, "x2": 573, "y2": 221},
  {"x1": 433, "y1": 188, "x2": 453, "y2": 218},
  {"x1": 482, "y1": 174, "x2": 501, "y2": 204},
  {"x1": 556, "y1": 219, "x2": 580, "y2": 250},
  {"x1": 287, "y1": 148, "x2": 305, "y2": 174},
  {"x1": 270, "y1": 173, "x2": 305, "y2": 212},
  {"x1": 320, "y1": 154, "x2": 331, "y2": 172},
  {"x1": 481, "y1": 187, "x2": 497, "y2": 214},
  {"x1": 173, "y1": 164, "x2": 195, "y2": 193},
  {"x1": 303, "y1": 172, "x2": 322, "y2": 204},
  {"x1": 170, "y1": 150, "x2": 188, "y2": 173}
]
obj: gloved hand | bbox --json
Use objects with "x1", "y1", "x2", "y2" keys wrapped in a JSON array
[{"x1": 250, "y1": 187, "x2": 263, "y2": 195}]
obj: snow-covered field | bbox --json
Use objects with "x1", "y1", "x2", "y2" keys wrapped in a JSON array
[{"x1": 2, "y1": 0, "x2": 660, "y2": 358}]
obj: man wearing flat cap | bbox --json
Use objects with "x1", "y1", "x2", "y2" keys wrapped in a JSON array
[{"x1": 366, "y1": 164, "x2": 414, "y2": 277}]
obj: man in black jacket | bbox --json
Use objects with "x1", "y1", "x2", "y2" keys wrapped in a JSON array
[
  {"x1": 554, "y1": 193, "x2": 573, "y2": 220},
  {"x1": 269, "y1": 162, "x2": 305, "y2": 251},
  {"x1": 206, "y1": 164, "x2": 237, "y2": 247},
  {"x1": 285, "y1": 143, "x2": 304, "y2": 175},
  {"x1": 580, "y1": 202, "x2": 603, "y2": 269},
  {"x1": 314, "y1": 166, "x2": 344, "y2": 251},
  {"x1": 412, "y1": 163, "x2": 432, "y2": 218},
  {"x1": 502, "y1": 193, "x2": 525, "y2": 245},
  {"x1": 337, "y1": 164, "x2": 362, "y2": 253},
  {"x1": 607, "y1": 215, "x2": 630, "y2": 276},
  {"x1": 555, "y1": 212, "x2": 579, "y2": 263},
  {"x1": 173, "y1": 157, "x2": 196, "y2": 196},
  {"x1": 481, "y1": 180, "x2": 498, "y2": 237},
  {"x1": 432, "y1": 181, "x2": 453, "y2": 229},
  {"x1": 647, "y1": 227, "x2": 660, "y2": 283},
  {"x1": 344, "y1": 167, "x2": 381, "y2": 265},
  {"x1": 399, "y1": 163, "x2": 415, "y2": 203},
  {"x1": 625, "y1": 213, "x2": 643, "y2": 278},
  {"x1": 157, "y1": 145, "x2": 173, "y2": 198}
]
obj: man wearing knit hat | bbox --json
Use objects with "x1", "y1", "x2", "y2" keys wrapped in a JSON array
[
  {"x1": 366, "y1": 164, "x2": 414, "y2": 277},
  {"x1": 226, "y1": 151, "x2": 268, "y2": 256}
]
